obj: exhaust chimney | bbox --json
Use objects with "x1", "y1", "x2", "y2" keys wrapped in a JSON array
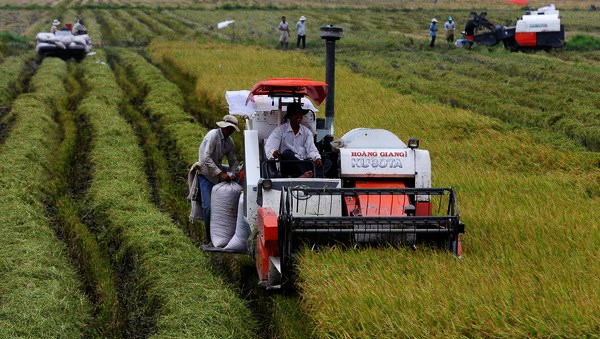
[{"x1": 320, "y1": 25, "x2": 343, "y2": 138}]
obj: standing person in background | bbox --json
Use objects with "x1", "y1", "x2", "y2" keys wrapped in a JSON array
[
  {"x1": 279, "y1": 16, "x2": 290, "y2": 50},
  {"x1": 429, "y1": 18, "x2": 438, "y2": 48},
  {"x1": 444, "y1": 16, "x2": 456, "y2": 43},
  {"x1": 51, "y1": 19, "x2": 60, "y2": 34},
  {"x1": 296, "y1": 16, "x2": 307, "y2": 49},
  {"x1": 197, "y1": 115, "x2": 240, "y2": 246}
]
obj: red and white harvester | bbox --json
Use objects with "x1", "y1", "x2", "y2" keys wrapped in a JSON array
[
  {"x1": 464, "y1": 4, "x2": 565, "y2": 51},
  {"x1": 226, "y1": 26, "x2": 465, "y2": 289}
]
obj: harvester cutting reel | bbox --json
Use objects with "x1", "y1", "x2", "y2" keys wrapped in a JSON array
[{"x1": 263, "y1": 186, "x2": 465, "y2": 288}]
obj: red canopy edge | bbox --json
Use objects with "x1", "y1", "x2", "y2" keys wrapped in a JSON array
[
  {"x1": 504, "y1": 0, "x2": 528, "y2": 6},
  {"x1": 246, "y1": 78, "x2": 329, "y2": 106}
]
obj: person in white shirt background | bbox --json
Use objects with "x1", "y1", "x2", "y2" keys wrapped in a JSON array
[{"x1": 296, "y1": 16, "x2": 306, "y2": 49}]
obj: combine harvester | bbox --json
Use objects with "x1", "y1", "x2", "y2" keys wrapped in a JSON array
[
  {"x1": 36, "y1": 22, "x2": 92, "y2": 60},
  {"x1": 464, "y1": 3, "x2": 565, "y2": 51},
  {"x1": 212, "y1": 26, "x2": 465, "y2": 289}
]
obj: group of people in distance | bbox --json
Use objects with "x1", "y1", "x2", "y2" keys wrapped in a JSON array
[
  {"x1": 50, "y1": 18, "x2": 87, "y2": 35},
  {"x1": 196, "y1": 103, "x2": 329, "y2": 246},
  {"x1": 428, "y1": 16, "x2": 473, "y2": 49},
  {"x1": 278, "y1": 15, "x2": 307, "y2": 50}
]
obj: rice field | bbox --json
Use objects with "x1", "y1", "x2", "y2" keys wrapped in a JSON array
[{"x1": 1, "y1": 0, "x2": 599, "y2": 337}]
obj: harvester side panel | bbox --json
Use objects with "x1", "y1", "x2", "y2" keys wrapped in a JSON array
[{"x1": 256, "y1": 207, "x2": 279, "y2": 284}]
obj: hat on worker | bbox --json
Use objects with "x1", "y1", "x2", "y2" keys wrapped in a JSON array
[
  {"x1": 431, "y1": 18, "x2": 438, "y2": 23},
  {"x1": 216, "y1": 114, "x2": 240, "y2": 132},
  {"x1": 448, "y1": 16, "x2": 453, "y2": 21},
  {"x1": 52, "y1": 19, "x2": 60, "y2": 26},
  {"x1": 299, "y1": 16, "x2": 306, "y2": 21},
  {"x1": 284, "y1": 102, "x2": 309, "y2": 119}
]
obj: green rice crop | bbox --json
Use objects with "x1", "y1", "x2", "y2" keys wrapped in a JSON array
[
  {"x1": 131, "y1": 9, "x2": 175, "y2": 36},
  {"x1": 150, "y1": 41, "x2": 600, "y2": 337},
  {"x1": 95, "y1": 9, "x2": 136, "y2": 46},
  {"x1": 80, "y1": 50, "x2": 256, "y2": 338},
  {"x1": 567, "y1": 34, "x2": 600, "y2": 51},
  {"x1": 0, "y1": 55, "x2": 27, "y2": 106},
  {"x1": 113, "y1": 9, "x2": 155, "y2": 44},
  {"x1": 0, "y1": 57, "x2": 91, "y2": 338},
  {"x1": 113, "y1": 49, "x2": 201, "y2": 165}
]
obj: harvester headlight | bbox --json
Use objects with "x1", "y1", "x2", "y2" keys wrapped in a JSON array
[
  {"x1": 408, "y1": 138, "x2": 419, "y2": 149},
  {"x1": 262, "y1": 179, "x2": 272, "y2": 190}
]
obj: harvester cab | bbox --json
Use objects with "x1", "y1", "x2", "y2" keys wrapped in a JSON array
[
  {"x1": 464, "y1": 4, "x2": 564, "y2": 51},
  {"x1": 226, "y1": 78, "x2": 465, "y2": 289}
]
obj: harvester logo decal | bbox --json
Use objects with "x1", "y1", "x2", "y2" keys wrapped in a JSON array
[
  {"x1": 529, "y1": 23, "x2": 548, "y2": 28},
  {"x1": 350, "y1": 151, "x2": 408, "y2": 169}
]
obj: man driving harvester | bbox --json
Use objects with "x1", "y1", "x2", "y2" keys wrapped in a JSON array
[{"x1": 265, "y1": 102, "x2": 331, "y2": 178}]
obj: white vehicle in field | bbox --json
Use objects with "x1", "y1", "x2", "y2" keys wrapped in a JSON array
[
  {"x1": 464, "y1": 4, "x2": 565, "y2": 51},
  {"x1": 36, "y1": 28, "x2": 92, "y2": 60}
]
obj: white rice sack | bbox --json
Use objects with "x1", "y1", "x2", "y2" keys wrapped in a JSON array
[
  {"x1": 73, "y1": 36, "x2": 87, "y2": 46},
  {"x1": 36, "y1": 33, "x2": 53, "y2": 42},
  {"x1": 54, "y1": 41, "x2": 66, "y2": 49},
  {"x1": 224, "y1": 193, "x2": 250, "y2": 252},
  {"x1": 57, "y1": 35, "x2": 73, "y2": 45},
  {"x1": 210, "y1": 181, "x2": 242, "y2": 247}
]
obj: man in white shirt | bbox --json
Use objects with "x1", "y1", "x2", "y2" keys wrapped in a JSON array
[
  {"x1": 278, "y1": 16, "x2": 289, "y2": 50},
  {"x1": 444, "y1": 16, "x2": 456, "y2": 43},
  {"x1": 296, "y1": 16, "x2": 306, "y2": 49},
  {"x1": 197, "y1": 115, "x2": 239, "y2": 245},
  {"x1": 265, "y1": 102, "x2": 330, "y2": 178}
]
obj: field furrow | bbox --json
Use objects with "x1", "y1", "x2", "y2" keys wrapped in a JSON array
[{"x1": 0, "y1": 57, "x2": 91, "y2": 338}]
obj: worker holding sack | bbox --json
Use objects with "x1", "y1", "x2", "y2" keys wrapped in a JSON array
[{"x1": 196, "y1": 115, "x2": 240, "y2": 246}]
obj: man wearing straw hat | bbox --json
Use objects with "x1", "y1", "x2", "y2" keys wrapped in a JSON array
[
  {"x1": 296, "y1": 15, "x2": 307, "y2": 49},
  {"x1": 197, "y1": 115, "x2": 240, "y2": 245},
  {"x1": 429, "y1": 18, "x2": 438, "y2": 48},
  {"x1": 51, "y1": 19, "x2": 60, "y2": 34}
]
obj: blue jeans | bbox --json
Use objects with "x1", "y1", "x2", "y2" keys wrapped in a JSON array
[{"x1": 198, "y1": 174, "x2": 214, "y2": 242}]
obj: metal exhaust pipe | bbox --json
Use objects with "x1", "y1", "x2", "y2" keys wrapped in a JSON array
[{"x1": 319, "y1": 25, "x2": 343, "y2": 138}]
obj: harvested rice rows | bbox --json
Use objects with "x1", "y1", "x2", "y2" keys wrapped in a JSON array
[
  {"x1": 80, "y1": 50, "x2": 256, "y2": 338},
  {"x1": 131, "y1": 9, "x2": 175, "y2": 36},
  {"x1": 0, "y1": 55, "x2": 29, "y2": 108},
  {"x1": 115, "y1": 46, "x2": 311, "y2": 338},
  {"x1": 0, "y1": 58, "x2": 90, "y2": 338},
  {"x1": 95, "y1": 10, "x2": 134, "y2": 46},
  {"x1": 113, "y1": 9, "x2": 154, "y2": 44},
  {"x1": 46, "y1": 62, "x2": 122, "y2": 337}
]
